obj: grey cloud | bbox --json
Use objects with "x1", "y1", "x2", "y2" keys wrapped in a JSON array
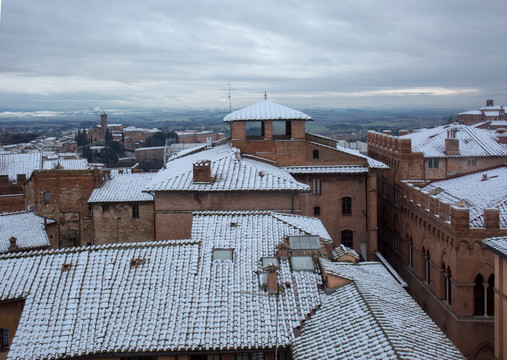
[{"x1": 0, "y1": 0, "x2": 506, "y2": 110}]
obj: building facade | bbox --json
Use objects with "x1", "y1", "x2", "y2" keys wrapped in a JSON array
[{"x1": 367, "y1": 124, "x2": 507, "y2": 359}]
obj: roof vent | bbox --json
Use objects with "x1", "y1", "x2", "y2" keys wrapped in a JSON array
[
  {"x1": 258, "y1": 171, "x2": 264, "y2": 177},
  {"x1": 130, "y1": 258, "x2": 147, "y2": 267},
  {"x1": 482, "y1": 174, "x2": 488, "y2": 181},
  {"x1": 230, "y1": 222, "x2": 237, "y2": 227},
  {"x1": 8, "y1": 236, "x2": 18, "y2": 252},
  {"x1": 61, "y1": 263, "x2": 73, "y2": 272}
]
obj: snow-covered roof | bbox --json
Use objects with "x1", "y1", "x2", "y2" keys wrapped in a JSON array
[
  {"x1": 88, "y1": 173, "x2": 155, "y2": 203},
  {"x1": 42, "y1": 158, "x2": 89, "y2": 171},
  {"x1": 0, "y1": 211, "x2": 53, "y2": 253},
  {"x1": 145, "y1": 144, "x2": 309, "y2": 192},
  {"x1": 421, "y1": 166, "x2": 507, "y2": 228},
  {"x1": 482, "y1": 236, "x2": 507, "y2": 258},
  {"x1": 400, "y1": 124, "x2": 507, "y2": 158},
  {"x1": 0, "y1": 211, "x2": 327, "y2": 359},
  {"x1": 458, "y1": 110, "x2": 482, "y2": 115},
  {"x1": 0, "y1": 153, "x2": 42, "y2": 181},
  {"x1": 223, "y1": 99, "x2": 313, "y2": 122},
  {"x1": 292, "y1": 259, "x2": 465, "y2": 360},
  {"x1": 335, "y1": 145, "x2": 389, "y2": 169},
  {"x1": 284, "y1": 165, "x2": 369, "y2": 174},
  {"x1": 331, "y1": 244, "x2": 359, "y2": 261}
]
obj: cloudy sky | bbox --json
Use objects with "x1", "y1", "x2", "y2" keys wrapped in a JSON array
[{"x1": 0, "y1": 0, "x2": 506, "y2": 111}]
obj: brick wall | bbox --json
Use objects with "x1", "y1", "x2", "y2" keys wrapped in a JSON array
[
  {"x1": 92, "y1": 202, "x2": 154, "y2": 245},
  {"x1": 25, "y1": 169, "x2": 105, "y2": 248}
]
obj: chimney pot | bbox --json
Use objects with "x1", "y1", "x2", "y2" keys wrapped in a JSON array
[{"x1": 8, "y1": 236, "x2": 18, "y2": 252}]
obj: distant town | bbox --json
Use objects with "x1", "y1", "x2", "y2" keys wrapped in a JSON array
[{"x1": 0, "y1": 98, "x2": 506, "y2": 360}]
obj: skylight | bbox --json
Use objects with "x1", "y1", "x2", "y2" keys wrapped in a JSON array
[
  {"x1": 212, "y1": 249, "x2": 233, "y2": 261},
  {"x1": 262, "y1": 257, "x2": 279, "y2": 268},
  {"x1": 291, "y1": 256, "x2": 315, "y2": 271},
  {"x1": 288, "y1": 235, "x2": 321, "y2": 250}
]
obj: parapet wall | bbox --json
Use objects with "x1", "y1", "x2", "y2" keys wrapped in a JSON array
[
  {"x1": 367, "y1": 131, "x2": 413, "y2": 155},
  {"x1": 401, "y1": 182, "x2": 502, "y2": 230}
]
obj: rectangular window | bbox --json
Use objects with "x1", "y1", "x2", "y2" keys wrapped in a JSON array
[
  {"x1": 43, "y1": 190, "x2": 50, "y2": 203},
  {"x1": 207, "y1": 355, "x2": 221, "y2": 360},
  {"x1": 132, "y1": 203, "x2": 140, "y2": 218},
  {"x1": 428, "y1": 158, "x2": 439, "y2": 169},
  {"x1": 467, "y1": 158, "x2": 477, "y2": 166},
  {"x1": 213, "y1": 249, "x2": 233, "y2": 261},
  {"x1": 383, "y1": 181, "x2": 387, "y2": 197},
  {"x1": 394, "y1": 236, "x2": 400, "y2": 254},
  {"x1": 102, "y1": 204, "x2": 110, "y2": 213},
  {"x1": 314, "y1": 206, "x2": 320, "y2": 216},
  {"x1": 342, "y1": 197, "x2": 352, "y2": 216},
  {"x1": 88, "y1": 205, "x2": 93, "y2": 217},
  {"x1": 288, "y1": 235, "x2": 321, "y2": 250},
  {"x1": 0, "y1": 327, "x2": 8, "y2": 351},
  {"x1": 312, "y1": 178, "x2": 321, "y2": 195},
  {"x1": 395, "y1": 189, "x2": 400, "y2": 206}
]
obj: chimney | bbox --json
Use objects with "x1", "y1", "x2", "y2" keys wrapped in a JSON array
[
  {"x1": 486, "y1": 99, "x2": 494, "y2": 107},
  {"x1": 265, "y1": 264, "x2": 279, "y2": 294},
  {"x1": 481, "y1": 174, "x2": 488, "y2": 181},
  {"x1": 276, "y1": 242, "x2": 290, "y2": 259},
  {"x1": 398, "y1": 130, "x2": 409, "y2": 136},
  {"x1": 8, "y1": 236, "x2": 19, "y2": 252},
  {"x1": 484, "y1": 208, "x2": 500, "y2": 229},
  {"x1": 445, "y1": 129, "x2": 459, "y2": 155},
  {"x1": 193, "y1": 160, "x2": 211, "y2": 182},
  {"x1": 206, "y1": 136, "x2": 212, "y2": 149}
]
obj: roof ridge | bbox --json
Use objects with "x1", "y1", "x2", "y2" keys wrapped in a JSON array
[{"x1": 0, "y1": 239, "x2": 198, "y2": 260}]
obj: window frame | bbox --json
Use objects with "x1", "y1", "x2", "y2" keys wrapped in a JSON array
[
  {"x1": 288, "y1": 235, "x2": 321, "y2": 250},
  {"x1": 132, "y1": 203, "x2": 140, "y2": 218},
  {"x1": 428, "y1": 158, "x2": 439, "y2": 169},
  {"x1": 341, "y1": 230, "x2": 353, "y2": 248},
  {"x1": 312, "y1": 178, "x2": 321, "y2": 195},
  {"x1": 342, "y1": 197, "x2": 352, "y2": 216},
  {"x1": 0, "y1": 327, "x2": 9, "y2": 351}
]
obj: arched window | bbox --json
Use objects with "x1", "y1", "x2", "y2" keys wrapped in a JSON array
[
  {"x1": 487, "y1": 274, "x2": 494, "y2": 316},
  {"x1": 424, "y1": 249, "x2": 430, "y2": 284},
  {"x1": 313, "y1": 150, "x2": 319, "y2": 159},
  {"x1": 341, "y1": 230, "x2": 353, "y2": 248},
  {"x1": 443, "y1": 265, "x2": 452, "y2": 305},
  {"x1": 342, "y1": 197, "x2": 352, "y2": 216},
  {"x1": 474, "y1": 274, "x2": 485, "y2": 316},
  {"x1": 408, "y1": 236, "x2": 413, "y2": 268}
]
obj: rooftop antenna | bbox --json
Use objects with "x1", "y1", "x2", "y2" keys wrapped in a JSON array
[
  {"x1": 264, "y1": 91, "x2": 267, "y2": 100},
  {"x1": 227, "y1": 83, "x2": 232, "y2": 112}
]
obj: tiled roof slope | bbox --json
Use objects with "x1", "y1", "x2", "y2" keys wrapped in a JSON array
[
  {"x1": 422, "y1": 166, "x2": 507, "y2": 228},
  {"x1": 482, "y1": 236, "x2": 507, "y2": 258},
  {"x1": 42, "y1": 158, "x2": 89, "y2": 170},
  {"x1": 145, "y1": 144, "x2": 309, "y2": 192},
  {"x1": 0, "y1": 153, "x2": 42, "y2": 181},
  {"x1": 0, "y1": 211, "x2": 326, "y2": 359},
  {"x1": 88, "y1": 173, "x2": 155, "y2": 203},
  {"x1": 293, "y1": 259, "x2": 465, "y2": 360},
  {"x1": 400, "y1": 124, "x2": 507, "y2": 158},
  {"x1": 0, "y1": 212, "x2": 53, "y2": 253},
  {"x1": 223, "y1": 99, "x2": 312, "y2": 122}
]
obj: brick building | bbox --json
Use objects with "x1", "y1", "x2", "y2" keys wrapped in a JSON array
[
  {"x1": 457, "y1": 99, "x2": 506, "y2": 126},
  {"x1": 482, "y1": 236, "x2": 507, "y2": 360},
  {"x1": 24, "y1": 168, "x2": 107, "y2": 248},
  {"x1": 0, "y1": 211, "x2": 464, "y2": 360},
  {"x1": 88, "y1": 112, "x2": 160, "y2": 150},
  {"x1": 176, "y1": 130, "x2": 226, "y2": 144},
  {"x1": 145, "y1": 98, "x2": 386, "y2": 260},
  {"x1": 88, "y1": 172, "x2": 155, "y2": 245},
  {"x1": 367, "y1": 124, "x2": 507, "y2": 359}
]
